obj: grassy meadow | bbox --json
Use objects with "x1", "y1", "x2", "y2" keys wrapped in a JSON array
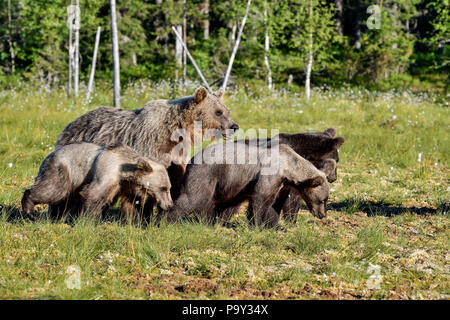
[{"x1": 0, "y1": 81, "x2": 448, "y2": 299}]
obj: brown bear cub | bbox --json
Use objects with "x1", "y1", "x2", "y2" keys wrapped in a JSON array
[
  {"x1": 164, "y1": 141, "x2": 335, "y2": 228},
  {"x1": 221, "y1": 128, "x2": 344, "y2": 223},
  {"x1": 270, "y1": 128, "x2": 344, "y2": 222},
  {"x1": 21, "y1": 143, "x2": 172, "y2": 221},
  {"x1": 55, "y1": 87, "x2": 239, "y2": 215}
]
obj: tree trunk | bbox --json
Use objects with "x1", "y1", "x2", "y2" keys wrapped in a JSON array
[
  {"x1": 222, "y1": 0, "x2": 252, "y2": 92},
  {"x1": 229, "y1": 21, "x2": 237, "y2": 47},
  {"x1": 334, "y1": 0, "x2": 343, "y2": 36},
  {"x1": 354, "y1": 0, "x2": 362, "y2": 49},
  {"x1": 201, "y1": 0, "x2": 209, "y2": 40},
  {"x1": 175, "y1": 25, "x2": 183, "y2": 81},
  {"x1": 110, "y1": 0, "x2": 121, "y2": 107},
  {"x1": 7, "y1": 0, "x2": 15, "y2": 74},
  {"x1": 74, "y1": 0, "x2": 80, "y2": 97},
  {"x1": 67, "y1": 0, "x2": 74, "y2": 97},
  {"x1": 182, "y1": 0, "x2": 187, "y2": 84},
  {"x1": 305, "y1": 0, "x2": 313, "y2": 100},
  {"x1": 86, "y1": 26, "x2": 101, "y2": 100},
  {"x1": 263, "y1": 7, "x2": 272, "y2": 90}
]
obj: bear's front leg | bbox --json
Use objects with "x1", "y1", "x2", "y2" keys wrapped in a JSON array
[
  {"x1": 273, "y1": 187, "x2": 301, "y2": 223},
  {"x1": 249, "y1": 195, "x2": 280, "y2": 228},
  {"x1": 120, "y1": 196, "x2": 137, "y2": 222},
  {"x1": 281, "y1": 190, "x2": 303, "y2": 223},
  {"x1": 80, "y1": 182, "x2": 121, "y2": 218}
]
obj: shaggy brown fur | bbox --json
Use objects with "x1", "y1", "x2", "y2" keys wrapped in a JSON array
[
  {"x1": 21, "y1": 143, "x2": 172, "y2": 221},
  {"x1": 164, "y1": 142, "x2": 334, "y2": 228},
  {"x1": 220, "y1": 128, "x2": 344, "y2": 223},
  {"x1": 272, "y1": 128, "x2": 344, "y2": 222},
  {"x1": 55, "y1": 87, "x2": 238, "y2": 215}
]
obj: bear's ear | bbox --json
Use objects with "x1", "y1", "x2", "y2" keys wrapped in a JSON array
[
  {"x1": 303, "y1": 175, "x2": 325, "y2": 188},
  {"x1": 215, "y1": 88, "x2": 224, "y2": 100},
  {"x1": 331, "y1": 137, "x2": 345, "y2": 149},
  {"x1": 137, "y1": 159, "x2": 153, "y2": 173},
  {"x1": 324, "y1": 128, "x2": 336, "y2": 138},
  {"x1": 319, "y1": 159, "x2": 336, "y2": 177},
  {"x1": 160, "y1": 153, "x2": 172, "y2": 168},
  {"x1": 194, "y1": 87, "x2": 208, "y2": 104}
]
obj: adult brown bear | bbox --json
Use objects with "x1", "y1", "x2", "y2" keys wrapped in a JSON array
[{"x1": 56, "y1": 87, "x2": 239, "y2": 215}]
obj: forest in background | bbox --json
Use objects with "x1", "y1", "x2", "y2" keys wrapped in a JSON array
[{"x1": 0, "y1": 0, "x2": 448, "y2": 91}]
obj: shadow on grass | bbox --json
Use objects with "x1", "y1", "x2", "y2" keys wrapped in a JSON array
[
  {"x1": 2, "y1": 199, "x2": 447, "y2": 226},
  {"x1": 329, "y1": 199, "x2": 448, "y2": 217},
  {"x1": 0, "y1": 205, "x2": 26, "y2": 222},
  {"x1": 0, "y1": 204, "x2": 128, "y2": 225}
]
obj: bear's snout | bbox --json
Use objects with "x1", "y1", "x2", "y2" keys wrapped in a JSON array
[{"x1": 229, "y1": 123, "x2": 239, "y2": 131}]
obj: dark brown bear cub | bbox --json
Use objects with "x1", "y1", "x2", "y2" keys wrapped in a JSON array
[
  {"x1": 271, "y1": 128, "x2": 344, "y2": 221},
  {"x1": 164, "y1": 141, "x2": 335, "y2": 228},
  {"x1": 21, "y1": 143, "x2": 172, "y2": 221},
  {"x1": 222, "y1": 128, "x2": 344, "y2": 222}
]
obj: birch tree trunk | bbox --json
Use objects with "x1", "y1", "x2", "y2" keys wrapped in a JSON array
[
  {"x1": 67, "y1": 0, "x2": 74, "y2": 97},
  {"x1": 229, "y1": 22, "x2": 237, "y2": 47},
  {"x1": 263, "y1": 6, "x2": 272, "y2": 90},
  {"x1": 175, "y1": 25, "x2": 183, "y2": 81},
  {"x1": 354, "y1": 0, "x2": 362, "y2": 49},
  {"x1": 7, "y1": 0, "x2": 15, "y2": 74},
  {"x1": 182, "y1": 0, "x2": 187, "y2": 84},
  {"x1": 110, "y1": 0, "x2": 121, "y2": 107},
  {"x1": 74, "y1": 0, "x2": 80, "y2": 97},
  {"x1": 201, "y1": 0, "x2": 209, "y2": 40},
  {"x1": 222, "y1": 0, "x2": 252, "y2": 92},
  {"x1": 86, "y1": 26, "x2": 101, "y2": 100},
  {"x1": 305, "y1": 0, "x2": 313, "y2": 100},
  {"x1": 335, "y1": 0, "x2": 343, "y2": 35}
]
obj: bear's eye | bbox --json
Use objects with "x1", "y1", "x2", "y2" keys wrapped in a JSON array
[
  {"x1": 215, "y1": 110, "x2": 223, "y2": 116},
  {"x1": 161, "y1": 187, "x2": 168, "y2": 192}
]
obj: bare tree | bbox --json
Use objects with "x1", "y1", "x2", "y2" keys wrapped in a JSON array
[
  {"x1": 229, "y1": 21, "x2": 237, "y2": 47},
  {"x1": 74, "y1": 0, "x2": 80, "y2": 97},
  {"x1": 67, "y1": 0, "x2": 74, "y2": 97},
  {"x1": 335, "y1": 0, "x2": 343, "y2": 35},
  {"x1": 182, "y1": 0, "x2": 187, "y2": 84},
  {"x1": 110, "y1": 0, "x2": 121, "y2": 107},
  {"x1": 200, "y1": 0, "x2": 209, "y2": 40},
  {"x1": 354, "y1": 0, "x2": 362, "y2": 49},
  {"x1": 7, "y1": 0, "x2": 15, "y2": 74},
  {"x1": 221, "y1": 0, "x2": 252, "y2": 92},
  {"x1": 305, "y1": 0, "x2": 313, "y2": 99},
  {"x1": 86, "y1": 27, "x2": 101, "y2": 100},
  {"x1": 263, "y1": 4, "x2": 272, "y2": 90},
  {"x1": 175, "y1": 25, "x2": 183, "y2": 81}
]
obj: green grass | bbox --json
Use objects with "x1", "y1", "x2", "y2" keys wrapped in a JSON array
[{"x1": 0, "y1": 81, "x2": 449, "y2": 299}]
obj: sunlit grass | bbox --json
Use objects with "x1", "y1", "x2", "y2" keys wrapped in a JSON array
[{"x1": 0, "y1": 81, "x2": 448, "y2": 299}]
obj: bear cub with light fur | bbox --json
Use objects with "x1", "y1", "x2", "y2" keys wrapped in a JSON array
[{"x1": 21, "y1": 143, "x2": 172, "y2": 221}]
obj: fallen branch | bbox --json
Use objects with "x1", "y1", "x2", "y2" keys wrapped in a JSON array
[
  {"x1": 86, "y1": 26, "x2": 101, "y2": 100},
  {"x1": 221, "y1": 0, "x2": 252, "y2": 92},
  {"x1": 172, "y1": 26, "x2": 212, "y2": 93}
]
